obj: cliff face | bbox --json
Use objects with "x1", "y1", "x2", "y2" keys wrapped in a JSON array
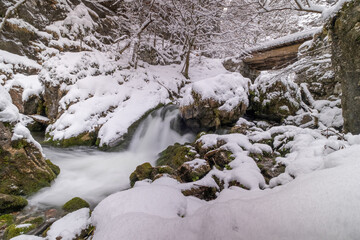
[{"x1": 330, "y1": 0, "x2": 360, "y2": 134}]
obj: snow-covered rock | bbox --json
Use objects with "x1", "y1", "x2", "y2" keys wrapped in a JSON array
[
  {"x1": 180, "y1": 72, "x2": 250, "y2": 131},
  {"x1": 0, "y1": 85, "x2": 59, "y2": 207},
  {"x1": 250, "y1": 70, "x2": 302, "y2": 122}
]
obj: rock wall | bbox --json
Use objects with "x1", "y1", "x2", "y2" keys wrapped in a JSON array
[{"x1": 330, "y1": 0, "x2": 360, "y2": 134}]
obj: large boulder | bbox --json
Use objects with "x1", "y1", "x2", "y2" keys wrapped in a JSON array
[
  {"x1": 180, "y1": 73, "x2": 250, "y2": 131},
  {"x1": 62, "y1": 197, "x2": 90, "y2": 213},
  {"x1": 329, "y1": 0, "x2": 360, "y2": 134},
  {"x1": 0, "y1": 86, "x2": 59, "y2": 213},
  {"x1": 249, "y1": 71, "x2": 302, "y2": 122}
]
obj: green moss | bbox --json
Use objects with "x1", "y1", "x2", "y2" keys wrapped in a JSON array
[
  {"x1": 95, "y1": 138, "x2": 101, "y2": 146},
  {"x1": 257, "y1": 163, "x2": 264, "y2": 170},
  {"x1": 0, "y1": 153, "x2": 57, "y2": 196},
  {"x1": 156, "y1": 165, "x2": 174, "y2": 175},
  {"x1": 0, "y1": 214, "x2": 15, "y2": 228},
  {"x1": 36, "y1": 99, "x2": 46, "y2": 116},
  {"x1": 224, "y1": 164, "x2": 232, "y2": 170},
  {"x1": 4, "y1": 223, "x2": 35, "y2": 240},
  {"x1": 0, "y1": 194, "x2": 28, "y2": 214},
  {"x1": 62, "y1": 197, "x2": 90, "y2": 213},
  {"x1": 46, "y1": 131, "x2": 98, "y2": 148},
  {"x1": 195, "y1": 131, "x2": 206, "y2": 140},
  {"x1": 129, "y1": 162, "x2": 153, "y2": 187},
  {"x1": 11, "y1": 139, "x2": 28, "y2": 149},
  {"x1": 192, "y1": 176, "x2": 200, "y2": 182},
  {"x1": 45, "y1": 159, "x2": 60, "y2": 176},
  {"x1": 156, "y1": 143, "x2": 194, "y2": 168},
  {"x1": 25, "y1": 216, "x2": 44, "y2": 226}
]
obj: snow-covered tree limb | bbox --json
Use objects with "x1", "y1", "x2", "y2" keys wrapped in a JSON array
[{"x1": 258, "y1": 0, "x2": 329, "y2": 14}]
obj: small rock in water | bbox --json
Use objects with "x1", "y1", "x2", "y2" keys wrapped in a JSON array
[{"x1": 45, "y1": 209, "x2": 58, "y2": 219}]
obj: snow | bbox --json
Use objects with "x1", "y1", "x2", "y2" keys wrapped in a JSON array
[
  {"x1": 180, "y1": 72, "x2": 250, "y2": 111},
  {"x1": 15, "y1": 224, "x2": 32, "y2": 229},
  {"x1": 10, "y1": 236, "x2": 44, "y2": 240},
  {"x1": 0, "y1": 50, "x2": 41, "y2": 71},
  {"x1": 30, "y1": 115, "x2": 50, "y2": 122},
  {"x1": 186, "y1": 159, "x2": 208, "y2": 169},
  {"x1": 0, "y1": 85, "x2": 19, "y2": 122},
  {"x1": 241, "y1": 28, "x2": 322, "y2": 57},
  {"x1": 40, "y1": 51, "x2": 231, "y2": 146},
  {"x1": 322, "y1": 0, "x2": 352, "y2": 20},
  {"x1": 92, "y1": 141, "x2": 360, "y2": 239},
  {"x1": 12, "y1": 122, "x2": 44, "y2": 154},
  {"x1": 46, "y1": 208, "x2": 90, "y2": 240},
  {"x1": 4, "y1": 74, "x2": 43, "y2": 101}
]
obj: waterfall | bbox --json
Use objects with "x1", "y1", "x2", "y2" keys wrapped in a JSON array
[{"x1": 29, "y1": 106, "x2": 195, "y2": 208}]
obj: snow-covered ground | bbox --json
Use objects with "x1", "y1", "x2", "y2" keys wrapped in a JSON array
[
  {"x1": 91, "y1": 143, "x2": 360, "y2": 239},
  {"x1": 14, "y1": 130, "x2": 360, "y2": 240}
]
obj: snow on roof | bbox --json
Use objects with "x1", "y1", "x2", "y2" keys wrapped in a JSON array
[{"x1": 239, "y1": 27, "x2": 322, "y2": 57}]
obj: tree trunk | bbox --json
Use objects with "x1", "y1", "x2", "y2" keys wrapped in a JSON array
[{"x1": 182, "y1": 39, "x2": 194, "y2": 79}]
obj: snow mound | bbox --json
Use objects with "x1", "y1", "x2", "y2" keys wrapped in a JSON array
[
  {"x1": 180, "y1": 72, "x2": 250, "y2": 111},
  {"x1": 0, "y1": 85, "x2": 19, "y2": 122},
  {"x1": 4, "y1": 74, "x2": 43, "y2": 101},
  {"x1": 46, "y1": 208, "x2": 91, "y2": 240}
]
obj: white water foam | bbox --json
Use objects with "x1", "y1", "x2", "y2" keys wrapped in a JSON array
[{"x1": 29, "y1": 107, "x2": 194, "y2": 208}]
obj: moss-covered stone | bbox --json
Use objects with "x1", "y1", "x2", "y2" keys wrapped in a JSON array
[
  {"x1": 45, "y1": 131, "x2": 98, "y2": 148},
  {"x1": 180, "y1": 91, "x2": 247, "y2": 131},
  {"x1": 0, "y1": 122, "x2": 59, "y2": 197},
  {"x1": 177, "y1": 160, "x2": 211, "y2": 182},
  {"x1": 249, "y1": 77, "x2": 301, "y2": 122},
  {"x1": 0, "y1": 194, "x2": 28, "y2": 214},
  {"x1": 45, "y1": 159, "x2": 60, "y2": 176},
  {"x1": 62, "y1": 197, "x2": 90, "y2": 213},
  {"x1": 25, "y1": 216, "x2": 45, "y2": 227},
  {"x1": 4, "y1": 223, "x2": 35, "y2": 240},
  {"x1": 150, "y1": 165, "x2": 175, "y2": 179},
  {"x1": 0, "y1": 214, "x2": 15, "y2": 228},
  {"x1": 156, "y1": 143, "x2": 195, "y2": 169},
  {"x1": 203, "y1": 149, "x2": 234, "y2": 168},
  {"x1": 129, "y1": 162, "x2": 154, "y2": 187},
  {"x1": 0, "y1": 151, "x2": 58, "y2": 196}
]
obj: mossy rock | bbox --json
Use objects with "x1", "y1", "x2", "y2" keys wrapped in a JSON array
[
  {"x1": 0, "y1": 214, "x2": 15, "y2": 228},
  {"x1": 177, "y1": 160, "x2": 211, "y2": 182},
  {"x1": 203, "y1": 149, "x2": 234, "y2": 168},
  {"x1": 129, "y1": 162, "x2": 153, "y2": 187},
  {"x1": 25, "y1": 216, "x2": 45, "y2": 227},
  {"x1": 0, "y1": 152, "x2": 59, "y2": 196},
  {"x1": 151, "y1": 165, "x2": 175, "y2": 179},
  {"x1": 46, "y1": 159, "x2": 60, "y2": 176},
  {"x1": 0, "y1": 194, "x2": 28, "y2": 214},
  {"x1": 62, "y1": 197, "x2": 90, "y2": 213},
  {"x1": 4, "y1": 223, "x2": 35, "y2": 240},
  {"x1": 45, "y1": 131, "x2": 98, "y2": 148},
  {"x1": 156, "y1": 143, "x2": 195, "y2": 169}
]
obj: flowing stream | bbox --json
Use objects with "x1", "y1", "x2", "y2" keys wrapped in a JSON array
[{"x1": 29, "y1": 106, "x2": 195, "y2": 208}]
